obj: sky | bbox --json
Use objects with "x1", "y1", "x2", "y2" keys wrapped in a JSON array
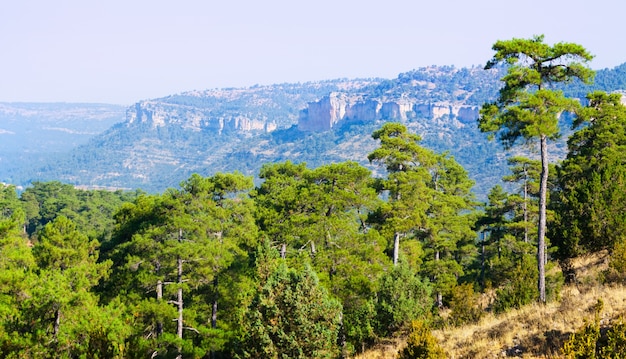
[{"x1": 1, "y1": 0, "x2": 625, "y2": 105}]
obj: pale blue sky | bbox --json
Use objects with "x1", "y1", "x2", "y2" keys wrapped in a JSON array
[{"x1": 1, "y1": 0, "x2": 624, "y2": 105}]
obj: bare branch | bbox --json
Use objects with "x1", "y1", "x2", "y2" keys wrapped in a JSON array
[{"x1": 184, "y1": 326, "x2": 200, "y2": 334}]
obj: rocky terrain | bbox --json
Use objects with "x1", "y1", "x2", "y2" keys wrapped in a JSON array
[{"x1": 5, "y1": 63, "x2": 626, "y2": 197}]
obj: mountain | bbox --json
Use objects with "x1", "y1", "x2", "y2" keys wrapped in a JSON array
[
  {"x1": 6, "y1": 63, "x2": 626, "y2": 198},
  {"x1": 0, "y1": 103, "x2": 125, "y2": 186}
]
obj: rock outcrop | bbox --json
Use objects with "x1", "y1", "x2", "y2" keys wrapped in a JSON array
[
  {"x1": 298, "y1": 95, "x2": 480, "y2": 131},
  {"x1": 127, "y1": 100, "x2": 277, "y2": 134}
]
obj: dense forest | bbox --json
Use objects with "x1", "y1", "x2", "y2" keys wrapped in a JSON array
[{"x1": 2, "y1": 37, "x2": 626, "y2": 358}]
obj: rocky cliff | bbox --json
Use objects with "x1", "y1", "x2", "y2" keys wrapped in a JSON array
[
  {"x1": 6, "y1": 63, "x2": 626, "y2": 196},
  {"x1": 127, "y1": 100, "x2": 277, "y2": 134},
  {"x1": 298, "y1": 94, "x2": 480, "y2": 131},
  {"x1": 119, "y1": 66, "x2": 498, "y2": 136}
]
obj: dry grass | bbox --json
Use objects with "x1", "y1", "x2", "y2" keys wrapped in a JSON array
[
  {"x1": 353, "y1": 337, "x2": 404, "y2": 359},
  {"x1": 354, "y1": 251, "x2": 626, "y2": 359}
]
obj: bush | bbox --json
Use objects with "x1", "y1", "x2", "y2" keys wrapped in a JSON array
[
  {"x1": 397, "y1": 320, "x2": 446, "y2": 359},
  {"x1": 563, "y1": 318, "x2": 626, "y2": 359},
  {"x1": 238, "y1": 262, "x2": 343, "y2": 359},
  {"x1": 603, "y1": 239, "x2": 626, "y2": 283},
  {"x1": 492, "y1": 255, "x2": 537, "y2": 313},
  {"x1": 600, "y1": 320, "x2": 626, "y2": 358},
  {"x1": 562, "y1": 319, "x2": 600, "y2": 359},
  {"x1": 375, "y1": 263, "x2": 433, "y2": 337},
  {"x1": 448, "y1": 283, "x2": 483, "y2": 326},
  {"x1": 492, "y1": 254, "x2": 563, "y2": 313},
  {"x1": 559, "y1": 299, "x2": 626, "y2": 359}
]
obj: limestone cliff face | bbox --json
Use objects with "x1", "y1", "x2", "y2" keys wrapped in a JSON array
[
  {"x1": 380, "y1": 101, "x2": 413, "y2": 121},
  {"x1": 298, "y1": 96, "x2": 479, "y2": 131},
  {"x1": 127, "y1": 100, "x2": 277, "y2": 134},
  {"x1": 297, "y1": 93, "x2": 349, "y2": 131}
]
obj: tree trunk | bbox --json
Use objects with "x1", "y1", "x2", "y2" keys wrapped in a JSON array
[
  {"x1": 176, "y1": 228, "x2": 184, "y2": 359},
  {"x1": 53, "y1": 305, "x2": 60, "y2": 338},
  {"x1": 338, "y1": 312, "x2": 347, "y2": 359},
  {"x1": 523, "y1": 171, "x2": 529, "y2": 243},
  {"x1": 156, "y1": 280, "x2": 163, "y2": 337},
  {"x1": 176, "y1": 256, "x2": 183, "y2": 359},
  {"x1": 392, "y1": 232, "x2": 400, "y2": 266},
  {"x1": 538, "y1": 135, "x2": 548, "y2": 304},
  {"x1": 481, "y1": 231, "x2": 486, "y2": 287},
  {"x1": 435, "y1": 250, "x2": 443, "y2": 308},
  {"x1": 211, "y1": 277, "x2": 218, "y2": 329},
  {"x1": 280, "y1": 242, "x2": 286, "y2": 259}
]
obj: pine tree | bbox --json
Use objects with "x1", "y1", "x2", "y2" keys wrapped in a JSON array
[
  {"x1": 478, "y1": 35, "x2": 594, "y2": 303},
  {"x1": 240, "y1": 255, "x2": 342, "y2": 359},
  {"x1": 553, "y1": 92, "x2": 626, "y2": 261}
]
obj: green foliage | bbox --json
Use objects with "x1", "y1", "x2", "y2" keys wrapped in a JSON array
[
  {"x1": 368, "y1": 123, "x2": 477, "y2": 309},
  {"x1": 492, "y1": 254, "x2": 538, "y2": 313},
  {"x1": 374, "y1": 263, "x2": 433, "y2": 336},
  {"x1": 491, "y1": 253, "x2": 563, "y2": 313},
  {"x1": 562, "y1": 299, "x2": 626, "y2": 358},
  {"x1": 419, "y1": 153, "x2": 477, "y2": 305},
  {"x1": 367, "y1": 121, "x2": 434, "y2": 240},
  {"x1": 397, "y1": 320, "x2": 447, "y2": 359},
  {"x1": 0, "y1": 185, "x2": 23, "y2": 222},
  {"x1": 479, "y1": 35, "x2": 593, "y2": 304},
  {"x1": 368, "y1": 122, "x2": 432, "y2": 173},
  {"x1": 0, "y1": 194, "x2": 37, "y2": 358},
  {"x1": 106, "y1": 172, "x2": 257, "y2": 357},
  {"x1": 562, "y1": 319, "x2": 601, "y2": 359},
  {"x1": 1, "y1": 215, "x2": 118, "y2": 358},
  {"x1": 480, "y1": 34, "x2": 593, "y2": 148},
  {"x1": 20, "y1": 181, "x2": 139, "y2": 243},
  {"x1": 253, "y1": 160, "x2": 388, "y2": 352},
  {"x1": 562, "y1": 299, "x2": 604, "y2": 359},
  {"x1": 239, "y1": 260, "x2": 342, "y2": 359},
  {"x1": 603, "y1": 239, "x2": 626, "y2": 283},
  {"x1": 553, "y1": 92, "x2": 626, "y2": 259},
  {"x1": 600, "y1": 320, "x2": 626, "y2": 358},
  {"x1": 448, "y1": 283, "x2": 482, "y2": 326}
]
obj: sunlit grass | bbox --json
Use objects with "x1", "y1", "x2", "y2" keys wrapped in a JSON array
[{"x1": 354, "y1": 251, "x2": 626, "y2": 358}]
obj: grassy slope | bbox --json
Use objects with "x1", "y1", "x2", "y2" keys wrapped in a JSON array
[{"x1": 356, "y1": 252, "x2": 626, "y2": 358}]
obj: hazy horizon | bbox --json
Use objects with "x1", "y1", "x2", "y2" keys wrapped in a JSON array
[{"x1": 2, "y1": 0, "x2": 625, "y2": 105}]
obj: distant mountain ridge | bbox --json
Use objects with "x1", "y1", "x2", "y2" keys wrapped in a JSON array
[
  {"x1": 5, "y1": 63, "x2": 626, "y2": 197},
  {"x1": 0, "y1": 103, "x2": 125, "y2": 186}
]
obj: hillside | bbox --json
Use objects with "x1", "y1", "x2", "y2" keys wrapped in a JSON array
[
  {"x1": 4, "y1": 66, "x2": 507, "y2": 195},
  {"x1": 0, "y1": 102, "x2": 126, "y2": 185},
  {"x1": 5, "y1": 63, "x2": 626, "y2": 197},
  {"x1": 357, "y1": 252, "x2": 626, "y2": 358}
]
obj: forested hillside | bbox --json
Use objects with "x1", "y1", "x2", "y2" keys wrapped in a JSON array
[
  {"x1": 4, "y1": 63, "x2": 626, "y2": 198},
  {"x1": 2, "y1": 86, "x2": 626, "y2": 356},
  {"x1": 2, "y1": 35, "x2": 626, "y2": 358}
]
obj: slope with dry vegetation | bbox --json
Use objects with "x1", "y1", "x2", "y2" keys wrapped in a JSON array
[{"x1": 356, "y1": 251, "x2": 626, "y2": 358}]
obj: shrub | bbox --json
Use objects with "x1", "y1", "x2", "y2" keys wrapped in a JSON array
[
  {"x1": 238, "y1": 262, "x2": 342, "y2": 359},
  {"x1": 600, "y1": 320, "x2": 626, "y2": 358},
  {"x1": 562, "y1": 319, "x2": 600, "y2": 359},
  {"x1": 603, "y1": 239, "x2": 626, "y2": 283},
  {"x1": 448, "y1": 283, "x2": 483, "y2": 326},
  {"x1": 559, "y1": 299, "x2": 626, "y2": 359},
  {"x1": 492, "y1": 254, "x2": 563, "y2": 313},
  {"x1": 397, "y1": 320, "x2": 446, "y2": 359},
  {"x1": 563, "y1": 318, "x2": 626, "y2": 359},
  {"x1": 375, "y1": 263, "x2": 433, "y2": 337},
  {"x1": 492, "y1": 255, "x2": 537, "y2": 313}
]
